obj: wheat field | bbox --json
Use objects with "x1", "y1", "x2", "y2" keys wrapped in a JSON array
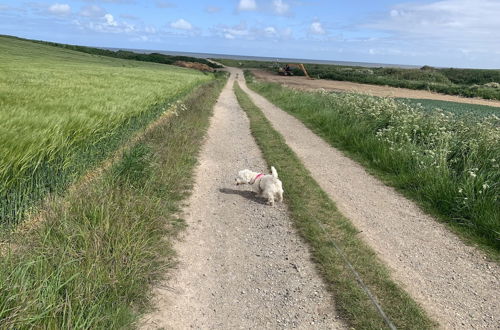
[{"x1": 0, "y1": 36, "x2": 212, "y2": 225}]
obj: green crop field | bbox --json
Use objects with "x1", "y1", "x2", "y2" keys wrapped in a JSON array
[
  {"x1": 0, "y1": 36, "x2": 212, "y2": 225},
  {"x1": 396, "y1": 98, "x2": 500, "y2": 118}
]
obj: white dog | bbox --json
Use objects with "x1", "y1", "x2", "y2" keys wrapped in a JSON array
[{"x1": 235, "y1": 166, "x2": 284, "y2": 206}]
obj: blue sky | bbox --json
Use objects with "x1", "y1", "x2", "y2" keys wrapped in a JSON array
[{"x1": 1, "y1": 0, "x2": 499, "y2": 68}]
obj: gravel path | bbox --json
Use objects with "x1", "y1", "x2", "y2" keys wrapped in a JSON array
[
  {"x1": 140, "y1": 69, "x2": 346, "y2": 329},
  {"x1": 237, "y1": 69, "x2": 500, "y2": 329},
  {"x1": 252, "y1": 70, "x2": 500, "y2": 108}
]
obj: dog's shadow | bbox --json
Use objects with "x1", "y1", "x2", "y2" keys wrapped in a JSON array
[{"x1": 219, "y1": 187, "x2": 267, "y2": 205}]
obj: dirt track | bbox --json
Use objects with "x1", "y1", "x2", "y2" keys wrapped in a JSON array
[
  {"x1": 140, "y1": 69, "x2": 345, "y2": 329},
  {"x1": 237, "y1": 69, "x2": 500, "y2": 329},
  {"x1": 140, "y1": 68, "x2": 500, "y2": 329},
  {"x1": 252, "y1": 70, "x2": 500, "y2": 107}
]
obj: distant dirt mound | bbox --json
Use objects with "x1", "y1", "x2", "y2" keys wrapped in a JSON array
[{"x1": 175, "y1": 61, "x2": 214, "y2": 72}]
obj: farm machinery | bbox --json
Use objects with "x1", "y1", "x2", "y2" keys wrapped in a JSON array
[{"x1": 277, "y1": 63, "x2": 313, "y2": 79}]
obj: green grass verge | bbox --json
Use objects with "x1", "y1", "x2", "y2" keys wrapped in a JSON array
[
  {"x1": 245, "y1": 72, "x2": 500, "y2": 257},
  {"x1": 0, "y1": 76, "x2": 226, "y2": 328},
  {"x1": 234, "y1": 82, "x2": 435, "y2": 329},
  {"x1": 0, "y1": 36, "x2": 212, "y2": 225}
]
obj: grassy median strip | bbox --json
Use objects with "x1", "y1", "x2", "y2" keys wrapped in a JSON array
[
  {"x1": 0, "y1": 76, "x2": 226, "y2": 328},
  {"x1": 234, "y1": 82, "x2": 435, "y2": 329}
]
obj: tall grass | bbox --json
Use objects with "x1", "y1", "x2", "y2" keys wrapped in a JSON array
[
  {"x1": 246, "y1": 73, "x2": 500, "y2": 254},
  {"x1": 0, "y1": 36, "x2": 211, "y2": 225},
  {"x1": 0, "y1": 76, "x2": 226, "y2": 328}
]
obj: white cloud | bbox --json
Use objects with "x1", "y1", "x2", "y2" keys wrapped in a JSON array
[
  {"x1": 372, "y1": 0, "x2": 500, "y2": 38},
  {"x1": 264, "y1": 26, "x2": 277, "y2": 36},
  {"x1": 272, "y1": 0, "x2": 289, "y2": 15},
  {"x1": 238, "y1": 0, "x2": 257, "y2": 11},
  {"x1": 213, "y1": 22, "x2": 294, "y2": 41},
  {"x1": 48, "y1": 3, "x2": 71, "y2": 15},
  {"x1": 214, "y1": 22, "x2": 250, "y2": 40},
  {"x1": 309, "y1": 21, "x2": 325, "y2": 35},
  {"x1": 104, "y1": 13, "x2": 117, "y2": 26},
  {"x1": 258, "y1": 25, "x2": 294, "y2": 39},
  {"x1": 226, "y1": 26, "x2": 249, "y2": 37},
  {"x1": 79, "y1": 13, "x2": 135, "y2": 34},
  {"x1": 368, "y1": 0, "x2": 500, "y2": 56},
  {"x1": 80, "y1": 5, "x2": 104, "y2": 17},
  {"x1": 170, "y1": 18, "x2": 193, "y2": 30}
]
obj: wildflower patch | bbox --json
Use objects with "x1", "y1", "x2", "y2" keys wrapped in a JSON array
[{"x1": 247, "y1": 75, "x2": 500, "y2": 254}]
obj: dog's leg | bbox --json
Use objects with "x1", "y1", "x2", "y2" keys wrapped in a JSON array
[
  {"x1": 277, "y1": 190, "x2": 283, "y2": 203},
  {"x1": 265, "y1": 192, "x2": 275, "y2": 206}
]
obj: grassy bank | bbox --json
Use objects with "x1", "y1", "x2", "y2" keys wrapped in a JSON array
[
  {"x1": 217, "y1": 58, "x2": 500, "y2": 100},
  {"x1": 245, "y1": 72, "x2": 500, "y2": 255},
  {"x1": 0, "y1": 36, "x2": 212, "y2": 225},
  {"x1": 0, "y1": 75, "x2": 226, "y2": 328},
  {"x1": 3, "y1": 35, "x2": 221, "y2": 69},
  {"x1": 234, "y1": 82, "x2": 434, "y2": 329}
]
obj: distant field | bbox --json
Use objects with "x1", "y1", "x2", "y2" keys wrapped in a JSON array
[
  {"x1": 2, "y1": 35, "x2": 222, "y2": 69},
  {"x1": 396, "y1": 98, "x2": 500, "y2": 118},
  {"x1": 0, "y1": 36, "x2": 212, "y2": 225},
  {"x1": 217, "y1": 58, "x2": 500, "y2": 101}
]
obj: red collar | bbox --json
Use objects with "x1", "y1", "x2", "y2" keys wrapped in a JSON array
[{"x1": 250, "y1": 173, "x2": 264, "y2": 184}]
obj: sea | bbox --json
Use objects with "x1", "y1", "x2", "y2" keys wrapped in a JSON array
[{"x1": 103, "y1": 47, "x2": 419, "y2": 69}]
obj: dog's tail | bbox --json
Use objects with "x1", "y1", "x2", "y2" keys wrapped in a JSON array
[{"x1": 271, "y1": 166, "x2": 278, "y2": 179}]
